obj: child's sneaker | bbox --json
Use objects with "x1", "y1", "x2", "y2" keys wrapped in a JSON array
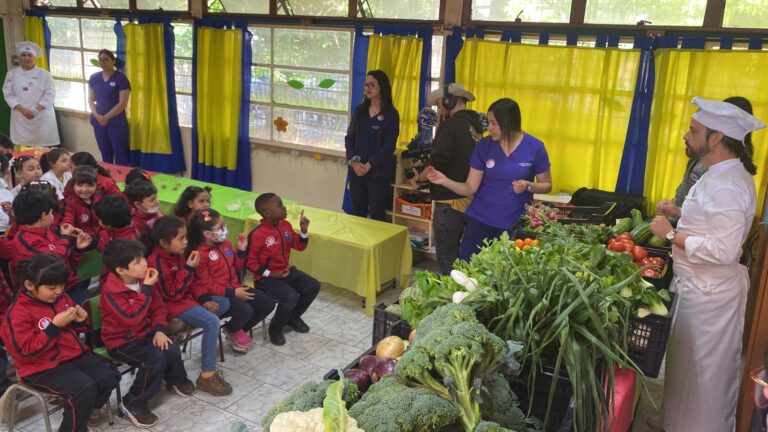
[
  {"x1": 119, "y1": 401, "x2": 159, "y2": 428},
  {"x1": 196, "y1": 371, "x2": 233, "y2": 396},
  {"x1": 167, "y1": 378, "x2": 196, "y2": 397},
  {"x1": 223, "y1": 328, "x2": 254, "y2": 352}
]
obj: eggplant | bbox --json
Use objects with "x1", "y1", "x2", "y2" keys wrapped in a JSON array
[{"x1": 344, "y1": 368, "x2": 372, "y2": 393}]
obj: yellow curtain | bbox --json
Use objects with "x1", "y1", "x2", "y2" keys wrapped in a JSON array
[
  {"x1": 22, "y1": 16, "x2": 48, "y2": 70},
  {"x1": 123, "y1": 23, "x2": 171, "y2": 156},
  {"x1": 645, "y1": 49, "x2": 768, "y2": 214},
  {"x1": 196, "y1": 26, "x2": 241, "y2": 170},
  {"x1": 456, "y1": 39, "x2": 640, "y2": 194},
  {"x1": 367, "y1": 35, "x2": 422, "y2": 149}
]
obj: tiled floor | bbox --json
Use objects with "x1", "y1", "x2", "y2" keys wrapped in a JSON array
[{"x1": 2, "y1": 257, "x2": 666, "y2": 432}]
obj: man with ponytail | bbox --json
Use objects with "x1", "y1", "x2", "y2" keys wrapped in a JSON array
[{"x1": 649, "y1": 97, "x2": 765, "y2": 432}]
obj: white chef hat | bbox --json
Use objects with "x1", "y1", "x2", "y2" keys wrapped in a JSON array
[
  {"x1": 692, "y1": 96, "x2": 765, "y2": 142},
  {"x1": 15, "y1": 41, "x2": 43, "y2": 58}
]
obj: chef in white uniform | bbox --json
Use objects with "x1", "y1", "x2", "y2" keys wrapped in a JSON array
[
  {"x1": 650, "y1": 96, "x2": 765, "y2": 431},
  {"x1": 2, "y1": 41, "x2": 60, "y2": 147}
]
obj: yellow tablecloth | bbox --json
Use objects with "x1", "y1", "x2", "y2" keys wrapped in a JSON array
[{"x1": 244, "y1": 207, "x2": 412, "y2": 316}]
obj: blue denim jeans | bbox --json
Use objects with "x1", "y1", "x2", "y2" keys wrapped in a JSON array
[
  {"x1": 209, "y1": 295, "x2": 231, "y2": 318},
  {"x1": 177, "y1": 305, "x2": 221, "y2": 372}
]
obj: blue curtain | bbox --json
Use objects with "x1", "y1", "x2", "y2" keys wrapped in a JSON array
[
  {"x1": 445, "y1": 27, "x2": 465, "y2": 84},
  {"x1": 191, "y1": 19, "x2": 252, "y2": 190}
]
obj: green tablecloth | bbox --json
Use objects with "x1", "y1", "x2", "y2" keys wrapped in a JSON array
[{"x1": 244, "y1": 207, "x2": 412, "y2": 316}]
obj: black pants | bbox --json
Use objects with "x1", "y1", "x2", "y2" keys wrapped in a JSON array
[
  {"x1": 221, "y1": 297, "x2": 254, "y2": 333},
  {"x1": 432, "y1": 203, "x2": 467, "y2": 275},
  {"x1": 256, "y1": 268, "x2": 320, "y2": 333},
  {"x1": 23, "y1": 352, "x2": 117, "y2": 432},
  {"x1": 348, "y1": 168, "x2": 390, "y2": 221},
  {"x1": 108, "y1": 336, "x2": 187, "y2": 411},
  {"x1": 242, "y1": 288, "x2": 278, "y2": 332}
]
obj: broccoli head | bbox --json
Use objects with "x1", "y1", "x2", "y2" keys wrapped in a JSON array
[
  {"x1": 415, "y1": 303, "x2": 479, "y2": 340},
  {"x1": 348, "y1": 375, "x2": 459, "y2": 432},
  {"x1": 473, "y1": 420, "x2": 517, "y2": 432},
  {"x1": 261, "y1": 379, "x2": 359, "y2": 431},
  {"x1": 479, "y1": 372, "x2": 526, "y2": 431}
]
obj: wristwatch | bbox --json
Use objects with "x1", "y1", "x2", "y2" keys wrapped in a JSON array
[
  {"x1": 527, "y1": 184, "x2": 533, "y2": 192},
  {"x1": 665, "y1": 229, "x2": 677, "y2": 241}
]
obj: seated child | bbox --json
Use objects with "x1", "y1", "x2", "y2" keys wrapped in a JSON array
[
  {"x1": 0, "y1": 254, "x2": 117, "y2": 432},
  {"x1": 66, "y1": 152, "x2": 122, "y2": 200},
  {"x1": 100, "y1": 239, "x2": 195, "y2": 428},
  {"x1": 188, "y1": 209, "x2": 275, "y2": 353},
  {"x1": 10, "y1": 154, "x2": 42, "y2": 196},
  {"x1": 0, "y1": 134, "x2": 13, "y2": 159},
  {"x1": 247, "y1": 193, "x2": 320, "y2": 346},
  {"x1": 173, "y1": 186, "x2": 211, "y2": 223},
  {"x1": 94, "y1": 195, "x2": 139, "y2": 249},
  {"x1": 126, "y1": 179, "x2": 161, "y2": 233},
  {"x1": 0, "y1": 263, "x2": 13, "y2": 398},
  {"x1": 0, "y1": 154, "x2": 13, "y2": 233},
  {"x1": 40, "y1": 148, "x2": 72, "y2": 200},
  {"x1": 145, "y1": 215, "x2": 233, "y2": 396},
  {"x1": 11, "y1": 191, "x2": 94, "y2": 305},
  {"x1": 62, "y1": 166, "x2": 102, "y2": 236},
  {"x1": 124, "y1": 168, "x2": 151, "y2": 187}
]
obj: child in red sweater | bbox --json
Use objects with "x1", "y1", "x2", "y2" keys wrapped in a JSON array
[
  {"x1": 61, "y1": 166, "x2": 102, "y2": 236},
  {"x1": 100, "y1": 239, "x2": 195, "y2": 428},
  {"x1": 173, "y1": 186, "x2": 211, "y2": 223},
  {"x1": 67, "y1": 152, "x2": 122, "y2": 200},
  {"x1": 126, "y1": 179, "x2": 161, "y2": 233},
  {"x1": 247, "y1": 193, "x2": 319, "y2": 346},
  {"x1": 145, "y1": 216, "x2": 232, "y2": 396},
  {"x1": 0, "y1": 254, "x2": 116, "y2": 432}
]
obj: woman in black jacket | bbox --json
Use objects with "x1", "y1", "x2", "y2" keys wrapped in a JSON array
[{"x1": 344, "y1": 70, "x2": 400, "y2": 221}]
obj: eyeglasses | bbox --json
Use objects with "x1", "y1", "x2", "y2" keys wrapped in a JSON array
[{"x1": 364, "y1": 82, "x2": 377, "y2": 89}]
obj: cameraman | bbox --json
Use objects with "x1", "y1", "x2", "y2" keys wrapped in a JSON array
[{"x1": 412, "y1": 83, "x2": 483, "y2": 275}]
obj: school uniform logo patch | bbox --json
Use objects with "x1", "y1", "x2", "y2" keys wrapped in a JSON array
[
  {"x1": 266, "y1": 236, "x2": 277, "y2": 247},
  {"x1": 37, "y1": 317, "x2": 51, "y2": 330},
  {"x1": 80, "y1": 214, "x2": 90, "y2": 223},
  {"x1": 283, "y1": 231, "x2": 292, "y2": 240},
  {"x1": 486, "y1": 159, "x2": 496, "y2": 169},
  {"x1": 48, "y1": 244, "x2": 55, "y2": 252},
  {"x1": 171, "y1": 266, "x2": 178, "y2": 271},
  {"x1": 109, "y1": 82, "x2": 116, "y2": 87},
  {"x1": 518, "y1": 162, "x2": 532, "y2": 167},
  {"x1": 224, "y1": 249, "x2": 233, "y2": 258},
  {"x1": 209, "y1": 251, "x2": 219, "y2": 261}
]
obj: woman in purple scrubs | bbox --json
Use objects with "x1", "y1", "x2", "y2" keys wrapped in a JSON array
[
  {"x1": 88, "y1": 49, "x2": 131, "y2": 165},
  {"x1": 426, "y1": 98, "x2": 553, "y2": 260}
]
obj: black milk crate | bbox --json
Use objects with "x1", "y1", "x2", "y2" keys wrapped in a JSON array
[
  {"x1": 372, "y1": 302, "x2": 402, "y2": 346},
  {"x1": 508, "y1": 364, "x2": 574, "y2": 432},
  {"x1": 513, "y1": 228, "x2": 540, "y2": 240},
  {"x1": 555, "y1": 202, "x2": 618, "y2": 226},
  {"x1": 626, "y1": 291, "x2": 678, "y2": 378},
  {"x1": 325, "y1": 320, "x2": 412, "y2": 381},
  {"x1": 641, "y1": 247, "x2": 674, "y2": 291}
]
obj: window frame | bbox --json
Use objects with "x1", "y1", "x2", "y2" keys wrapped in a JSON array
[{"x1": 32, "y1": 0, "x2": 192, "y2": 15}]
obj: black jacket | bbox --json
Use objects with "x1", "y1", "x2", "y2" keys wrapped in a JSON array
[{"x1": 429, "y1": 110, "x2": 483, "y2": 200}]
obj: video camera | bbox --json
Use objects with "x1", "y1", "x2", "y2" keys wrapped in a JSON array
[{"x1": 402, "y1": 107, "x2": 439, "y2": 180}]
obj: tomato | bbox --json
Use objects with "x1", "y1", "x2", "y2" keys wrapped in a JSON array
[
  {"x1": 640, "y1": 257, "x2": 653, "y2": 266},
  {"x1": 607, "y1": 239, "x2": 625, "y2": 252},
  {"x1": 621, "y1": 240, "x2": 636, "y2": 251},
  {"x1": 633, "y1": 246, "x2": 649, "y2": 261},
  {"x1": 623, "y1": 249, "x2": 635, "y2": 260},
  {"x1": 616, "y1": 233, "x2": 633, "y2": 241},
  {"x1": 649, "y1": 257, "x2": 666, "y2": 267},
  {"x1": 641, "y1": 268, "x2": 661, "y2": 278}
]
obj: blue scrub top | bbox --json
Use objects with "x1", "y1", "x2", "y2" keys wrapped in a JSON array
[
  {"x1": 88, "y1": 70, "x2": 131, "y2": 127},
  {"x1": 466, "y1": 133, "x2": 551, "y2": 229}
]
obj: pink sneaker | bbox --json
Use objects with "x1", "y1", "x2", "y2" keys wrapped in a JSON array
[{"x1": 224, "y1": 329, "x2": 254, "y2": 352}]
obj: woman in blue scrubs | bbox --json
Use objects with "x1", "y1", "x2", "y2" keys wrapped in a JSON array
[
  {"x1": 426, "y1": 98, "x2": 553, "y2": 260},
  {"x1": 88, "y1": 49, "x2": 131, "y2": 165}
]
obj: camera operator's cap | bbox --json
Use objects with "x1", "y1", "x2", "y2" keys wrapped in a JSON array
[
  {"x1": 427, "y1": 83, "x2": 476, "y2": 106},
  {"x1": 15, "y1": 41, "x2": 43, "y2": 58},
  {"x1": 692, "y1": 96, "x2": 765, "y2": 142}
]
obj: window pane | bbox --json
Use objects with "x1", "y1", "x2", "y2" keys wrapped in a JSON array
[
  {"x1": 50, "y1": 49, "x2": 83, "y2": 80},
  {"x1": 250, "y1": 66, "x2": 271, "y2": 103},
  {"x1": 273, "y1": 29, "x2": 350, "y2": 70},
  {"x1": 54, "y1": 80, "x2": 86, "y2": 111},
  {"x1": 210, "y1": 0, "x2": 269, "y2": 14},
  {"x1": 175, "y1": 59, "x2": 193, "y2": 94},
  {"x1": 472, "y1": 0, "x2": 572, "y2": 22},
  {"x1": 724, "y1": 0, "x2": 768, "y2": 28},
  {"x1": 48, "y1": 17, "x2": 81, "y2": 48},
  {"x1": 364, "y1": 0, "x2": 439, "y2": 20},
  {"x1": 137, "y1": 0, "x2": 187, "y2": 11},
  {"x1": 584, "y1": 0, "x2": 707, "y2": 26},
  {"x1": 173, "y1": 23, "x2": 194, "y2": 58},
  {"x1": 273, "y1": 68, "x2": 348, "y2": 111},
  {"x1": 177, "y1": 94, "x2": 193, "y2": 128},
  {"x1": 81, "y1": 19, "x2": 117, "y2": 51},
  {"x1": 249, "y1": 27, "x2": 271, "y2": 65},
  {"x1": 249, "y1": 104, "x2": 271, "y2": 141},
  {"x1": 83, "y1": 0, "x2": 129, "y2": 8},
  {"x1": 83, "y1": 51, "x2": 101, "y2": 79},
  {"x1": 431, "y1": 35, "x2": 443, "y2": 79},
  {"x1": 273, "y1": 107, "x2": 347, "y2": 150},
  {"x1": 35, "y1": 0, "x2": 76, "y2": 6},
  {"x1": 278, "y1": 0, "x2": 347, "y2": 16}
]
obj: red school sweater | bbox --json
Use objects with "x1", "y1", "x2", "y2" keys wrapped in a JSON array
[
  {"x1": 246, "y1": 219, "x2": 308, "y2": 281},
  {"x1": 147, "y1": 247, "x2": 197, "y2": 319}
]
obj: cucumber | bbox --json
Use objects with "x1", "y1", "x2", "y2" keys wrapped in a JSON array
[
  {"x1": 630, "y1": 208, "x2": 645, "y2": 229},
  {"x1": 630, "y1": 222, "x2": 652, "y2": 244},
  {"x1": 610, "y1": 217, "x2": 633, "y2": 236},
  {"x1": 647, "y1": 235, "x2": 668, "y2": 248}
]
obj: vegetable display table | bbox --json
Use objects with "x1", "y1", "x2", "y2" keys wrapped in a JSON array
[{"x1": 244, "y1": 207, "x2": 412, "y2": 316}]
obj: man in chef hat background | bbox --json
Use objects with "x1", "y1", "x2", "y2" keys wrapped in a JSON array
[
  {"x1": 649, "y1": 97, "x2": 765, "y2": 432},
  {"x1": 2, "y1": 41, "x2": 61, "y2": 147}
]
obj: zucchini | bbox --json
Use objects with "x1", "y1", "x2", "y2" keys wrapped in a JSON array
[
  {"x1": 610, "y1": 218, "x2": 633, "y2": 236},
  {"x1": 630, "y1": 222, "x2": 653, "y2": 244},
  {"x1": 647, "y1": 235, "x2": 668, "y2": 248},
  {"x1": 630, "y1": 208, "x2": 645, "y2": 229}
]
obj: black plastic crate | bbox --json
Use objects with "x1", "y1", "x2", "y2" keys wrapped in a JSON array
[
  {"x1": 372, "y1": 302, "x2": 402, "y2": 345},
  {"x1": 626, "y1": 291, "x2": 678, "y2": 378},
  {"x1": 325, "y1": 320, "x2": 412, "y2": 381},
  {"x1": 641, "y1": 247, "x2": 674, "y2": 291},
  {"x1": 508, "y1": 364, "x2": 574, "y2": 432}
]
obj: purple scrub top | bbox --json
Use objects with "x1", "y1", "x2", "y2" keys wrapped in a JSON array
[{"x1": 88, "y1": 70, "x2": 131, "y2": 127}]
